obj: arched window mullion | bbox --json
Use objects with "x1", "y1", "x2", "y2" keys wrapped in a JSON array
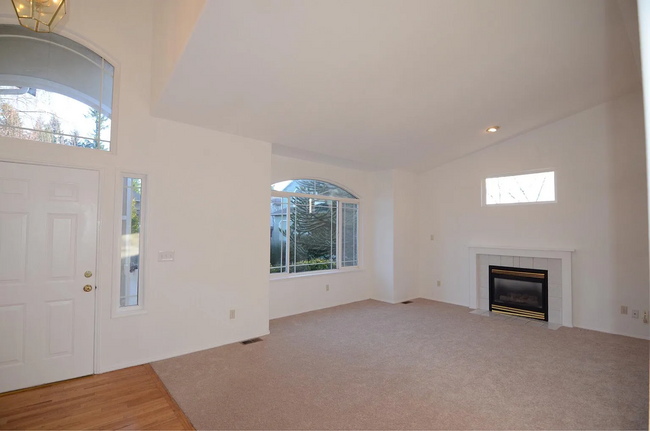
[
  {"x1": 271, "y1": 179, "x2": 358, "y2": 199},
  {"x1": 271, "y1": 190, "x2": 359, "y2": 204}
]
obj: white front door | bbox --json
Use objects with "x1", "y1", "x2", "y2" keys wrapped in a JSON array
[{"x1": 0, "y1": 162, "x2": 98, "y2": 393}]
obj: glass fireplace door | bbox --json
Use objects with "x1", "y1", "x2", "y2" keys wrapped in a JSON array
[{"x1": 489, "y1": 266, "x2": 548, "y2": 321}]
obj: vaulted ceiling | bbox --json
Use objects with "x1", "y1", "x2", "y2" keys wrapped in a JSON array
[{"x1": 154, "y1": 0, "x2": 642, "y2": 172}]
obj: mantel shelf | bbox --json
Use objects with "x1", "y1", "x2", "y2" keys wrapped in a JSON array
[{"x1": 469, "y1": 245, "x2": 575, "y2": 253}]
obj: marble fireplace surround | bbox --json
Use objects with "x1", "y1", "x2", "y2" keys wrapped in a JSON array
[{"x1": 469, "y1": 246, "x2": 574, "y2": 327}]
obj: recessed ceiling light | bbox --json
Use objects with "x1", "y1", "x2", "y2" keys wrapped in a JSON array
[{"x1": 486, "y1": 126, "x2": 500, "y2": 133}]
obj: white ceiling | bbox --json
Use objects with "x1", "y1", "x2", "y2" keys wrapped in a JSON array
[{"x1": 155, "y1": 0, "x2": 642, "y2": 172}]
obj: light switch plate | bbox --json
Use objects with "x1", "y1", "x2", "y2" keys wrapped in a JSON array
[{"x1": 158, "y1": 251, "x2": 175, "y2": 262}]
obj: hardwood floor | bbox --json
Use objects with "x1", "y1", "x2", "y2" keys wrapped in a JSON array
[{"x1": 0, "y1": 364, "x2": 193, "y2": 430}]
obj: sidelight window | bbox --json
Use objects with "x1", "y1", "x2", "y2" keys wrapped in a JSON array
[{"x1": 119, "y1": 175, "x2": 145, "y2": 309}]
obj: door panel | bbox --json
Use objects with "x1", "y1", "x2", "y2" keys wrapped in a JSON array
[
  {"x1": 46, "y1": 299, "x2": 75, "y2": 358},
  {"x1": 0, "y1": 304, "x2": 25, "y2": 367},
  {"x1": 0, "y1": 212, "x2": 27, "y2": 284},
  {"x1": 0, "y1": 162, "x2": 98, "y2": 393},
  {"x1": 48, "y1": 214, "x2": 78, "y2": 280}
]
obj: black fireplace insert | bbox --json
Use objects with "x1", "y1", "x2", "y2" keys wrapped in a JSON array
[{"x1": 489, "y1": 265, "x2": 548, "y2": 321}]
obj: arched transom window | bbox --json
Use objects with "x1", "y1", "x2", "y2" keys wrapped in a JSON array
[
  {"x1": 0, "y1": 25, "x2": 114, "y2": 150},
  {"x1": 271, "y1": 179, "x2": 359, "y2": 275}
]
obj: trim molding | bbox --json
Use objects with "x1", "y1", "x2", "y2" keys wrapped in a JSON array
[{"x1": 97, "y1": 331, "x2": 270, "y2": 374}]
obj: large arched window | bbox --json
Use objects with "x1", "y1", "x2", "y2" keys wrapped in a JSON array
[
  {"x1": 271, "y1": 179, "x2": 359, "y2": 275},
  {"x1": 0, "y1": 25, "x2": 113, "y2": 150}
]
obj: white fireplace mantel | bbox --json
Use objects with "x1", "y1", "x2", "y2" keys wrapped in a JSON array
[{"x1": 468, "y1": 246, "x2": 574, "y2": 327}]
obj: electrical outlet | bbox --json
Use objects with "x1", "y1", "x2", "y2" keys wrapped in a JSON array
[
  {"x1": 437, "y1": 280, "x2": 441, "y2": 287},
  {"x1": 326, "y1": 284, "x2": 330, "y2": 291},
  {"x1": 644, "y1": 311, "x2": 648, "y2": 324},
  {"x1": 229, "y1": 309, "x2": 236, "y2": 319},
  {"x1": 632, "y1": 310, "x2": 639, "y2": 319},
  {"x1": 621, "y1": 305, "x2": 628, "y2": 315}
]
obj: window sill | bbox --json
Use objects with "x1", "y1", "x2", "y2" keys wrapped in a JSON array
[
  {"x1": 270, "y1": 267, "x2": 364, "y2": 281},
  {"x1": 484, "y1": 200, "x2": 557, "y2": 207},
  {"x1": 111, "y1": 308, "x2": 147, "y2": 319}
]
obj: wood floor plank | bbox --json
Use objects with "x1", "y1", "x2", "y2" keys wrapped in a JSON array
[{"x1": 0, "y1": 364, "x2": 194, "y2": 430}]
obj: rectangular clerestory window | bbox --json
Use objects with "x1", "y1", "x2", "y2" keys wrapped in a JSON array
[{"x1": 485, "y1": 171, "x2": 555, "y2": 206}]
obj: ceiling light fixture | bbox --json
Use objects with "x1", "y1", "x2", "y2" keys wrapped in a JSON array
[
  {"x1": 486, "y1": 126, "x2": 500, "y2": 133},
  {"x1": 12, "y1": 0, "x2": 66, "y2": 33}
]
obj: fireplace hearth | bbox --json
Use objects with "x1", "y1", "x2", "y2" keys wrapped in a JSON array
[{"x1": 489, "y1": 265, "x2": 548, "y2": 321}]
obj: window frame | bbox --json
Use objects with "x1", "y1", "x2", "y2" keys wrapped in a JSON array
[
  {"x1": 482, "y1": 169, "x2": 557, "y2": 207},
  {"x1": 112, "y1": 171, "x2": 147, "y2": 317},
  {"x1": 270, "y1": 185, "x2": 361, "y2": 279},
  {"x1": 0, "y1": 24, "x2": 120, "y2": 155}
]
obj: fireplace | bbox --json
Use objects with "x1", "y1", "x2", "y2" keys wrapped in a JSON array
[{"x1": 489, "y1": 265, "x2": 548, "y2": 321}]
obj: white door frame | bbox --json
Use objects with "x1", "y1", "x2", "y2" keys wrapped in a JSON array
[{"x1": 0, "y1": 157, "x2": 104, "y2": 376}]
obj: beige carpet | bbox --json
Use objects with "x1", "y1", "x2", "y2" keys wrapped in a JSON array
[{"x1": 152, "y1": 299, "x2": 648, "y2": 430}]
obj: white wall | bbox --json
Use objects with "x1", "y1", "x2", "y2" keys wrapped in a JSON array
[
  {"x1": 393, "y1": 170, "x2": 419, "y2": 302},
  {"x1": 372, "y1": 170, "x2": 419, "y2": 303},
  {"x1": 417, "y1": 91, "x2": 649, "y2": 339},
  {"x1": 151, "y1": 0, "x2": 206, "y2": 106},
  {"x1": 0, "y1": 0, "x2": 272, "y2": 372},
  {"x1": 269, "y1": 155, "x2": 375, "y2": 319},
  {"x1": 372, "y1": 170, "x2": 395, "y2": 303}
]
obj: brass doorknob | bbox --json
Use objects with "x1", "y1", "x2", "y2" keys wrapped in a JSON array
[{"x1": 83, "y1": 285, "x2": 93, "y2": 292}]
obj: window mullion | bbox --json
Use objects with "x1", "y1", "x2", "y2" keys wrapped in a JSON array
[
  {"x1": 98, "y1": 58, "x2": 103, "y2": 148},
  {"x1": 336, "y1": 201, "x2": 341, "y2": 270},
  {"x1": 285, "y1": 197, "x2": 290, "y2": 274},
  {"x1": 293, "y1": 198, "x2": 297, "y2": 274}
]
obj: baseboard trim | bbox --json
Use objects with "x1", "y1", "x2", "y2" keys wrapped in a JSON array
[
  {"x1": 571, "y1": 326, "x2": 650, "y2": 341},
  {"x1": 97, "y1": 331, "x2": 271, "y2": 374},
  {"x1": 425, "y1": 296, "x2": 650, "y2": 341},
  {"x1": 270, "y1": 297, "x2": 371, "y2": 320}
]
